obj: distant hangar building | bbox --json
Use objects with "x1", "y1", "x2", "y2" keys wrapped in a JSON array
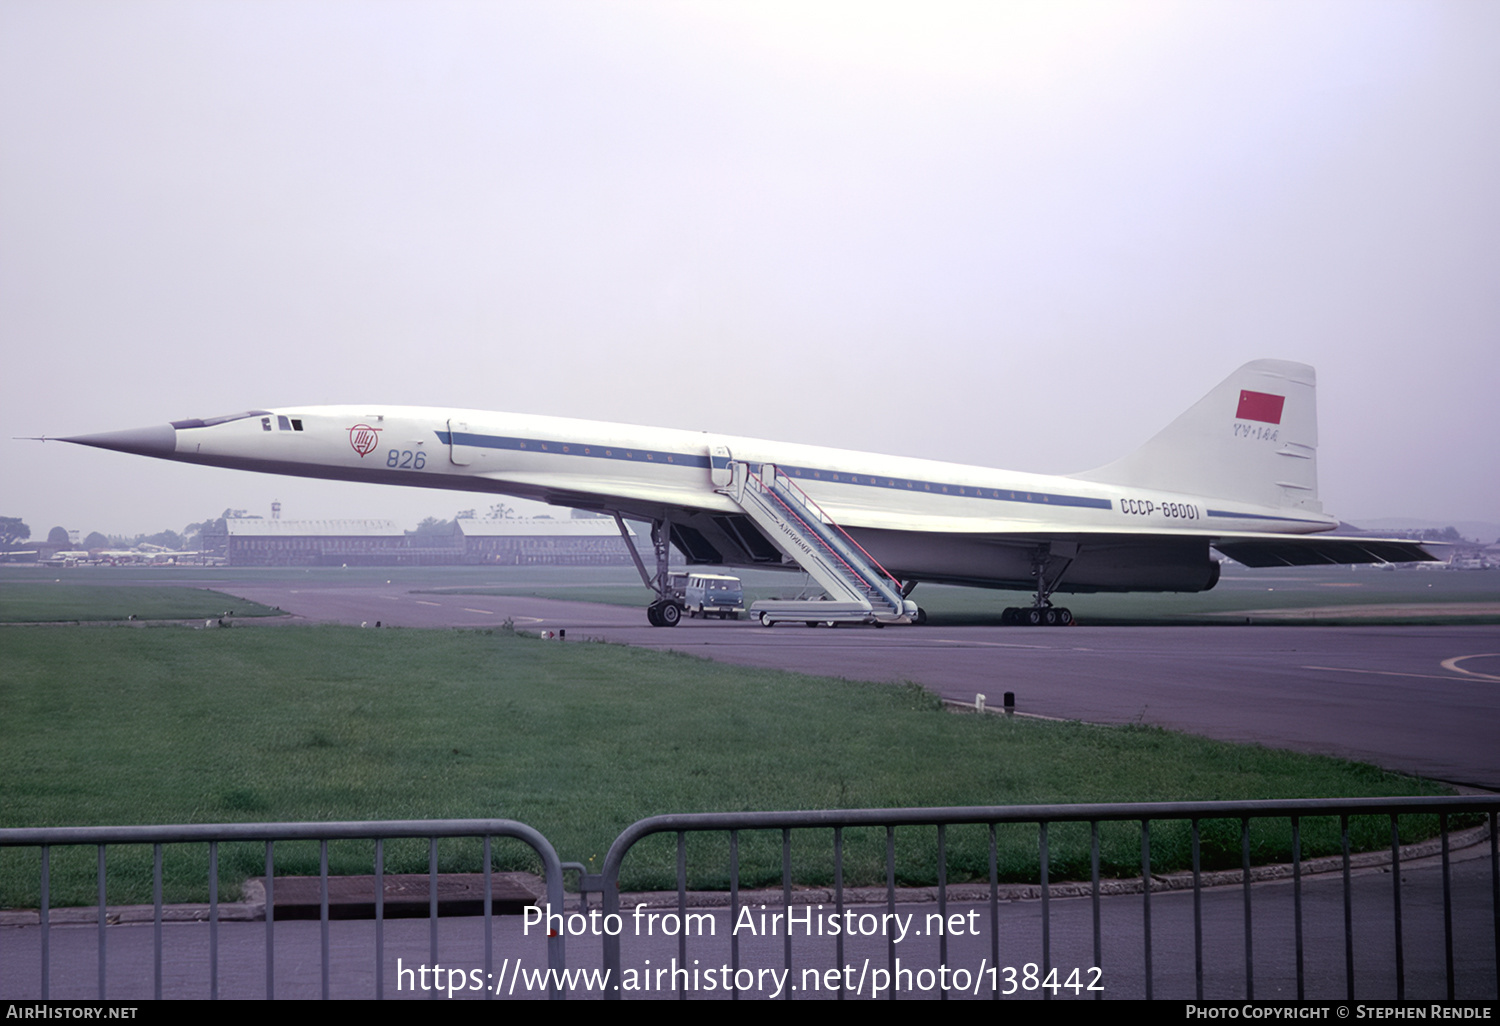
[
  {"x1": 225, "y1": 517, "x2": 638, "y2": 567},
  {"x1": 457, "y1": 516, "x2": 638, "y2": 565}
]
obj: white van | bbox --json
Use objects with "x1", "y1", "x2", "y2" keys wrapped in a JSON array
[{"x1": 681, "y1": 573, "x2": 745, "y2": 620}]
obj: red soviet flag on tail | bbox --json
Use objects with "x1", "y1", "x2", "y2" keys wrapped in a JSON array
[{"x1": 1236, "y1": 390, "x2": 1285, "y2": 424}]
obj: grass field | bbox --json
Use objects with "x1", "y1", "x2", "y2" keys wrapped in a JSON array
[
  {"x1": 0, "y1": 622, "x2": 1460, "y2": 908},
  {"x1": 0, "y1": 582, "x2": 284, "y2": 623}
]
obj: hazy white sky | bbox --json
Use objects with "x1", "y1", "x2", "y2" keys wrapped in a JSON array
[{"x1": 3, "y1": 1, "x2": 1496, "y2": 537}]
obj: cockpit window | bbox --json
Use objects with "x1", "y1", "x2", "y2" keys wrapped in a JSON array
[{"x1": 170, "y1": 411, "x2": 273, "y2": 430}]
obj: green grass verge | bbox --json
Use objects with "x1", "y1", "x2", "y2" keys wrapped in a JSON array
[
  {"x1": 0, "y1": 584, "x2": 283, "y2": 623},
  {"x1": 0, "y1": 624, "x2": 1457, "y2": 908}
]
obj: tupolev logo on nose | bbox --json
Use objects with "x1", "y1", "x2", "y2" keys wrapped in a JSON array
[{"x1": 348, "y1": 423, "x2": 382, "y2": 457}]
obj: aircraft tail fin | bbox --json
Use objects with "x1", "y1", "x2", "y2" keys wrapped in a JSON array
[{"x1": 1071, "y1": 359, "x2": 1321, "y2": 512}]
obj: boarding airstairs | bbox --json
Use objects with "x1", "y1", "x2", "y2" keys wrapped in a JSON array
[{"x1": 716, "y1": 459, "x2": 917, "y2": 626}]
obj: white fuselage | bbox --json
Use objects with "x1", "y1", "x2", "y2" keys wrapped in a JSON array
[
  {"x1": 171, "y1": 405, "x2": 1337, "y2": 535},
  {"x1": 151, "y1": 404, "x2": 1336, "y2": 594}
]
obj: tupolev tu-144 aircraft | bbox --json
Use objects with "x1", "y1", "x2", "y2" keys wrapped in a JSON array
[{"x1": 53, "y1": 359, "x2": 1434, "y2": 627}]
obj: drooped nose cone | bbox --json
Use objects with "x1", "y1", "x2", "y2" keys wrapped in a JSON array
[{"x1": 60, "y1": 424, "x2": 177, "y2": 458}]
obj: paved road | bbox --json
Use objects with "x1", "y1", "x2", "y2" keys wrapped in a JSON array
[{"x1": 216, "y1": 579, "x2": 1500, "y2": 790}]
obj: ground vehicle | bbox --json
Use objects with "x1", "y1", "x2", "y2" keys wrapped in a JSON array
[{"x1": 679, "y1": 572, "x2": 744, "y2": 619}]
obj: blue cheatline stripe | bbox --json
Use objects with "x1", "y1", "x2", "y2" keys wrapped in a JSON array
[
  {"x1": 1205, "y1": 509, "x2": 1330, "y2": 526},
  {"x1": 440, "y1": 431, "x2": 713, "y2": 469},
  {"x1": 775, "y1": 463, "x2": 1112, "y2": 510},
  {"x1": 437, "y1": 431, "x2": 1113, "y2": 512}
]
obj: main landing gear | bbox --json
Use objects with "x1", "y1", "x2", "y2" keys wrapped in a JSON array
[
  {"x1": 1002, "y1": 542, "x2": 1077, "y2": 627},
  {"x1": 1001, "y1": 605, "x2": 1073, "y2": 627}
]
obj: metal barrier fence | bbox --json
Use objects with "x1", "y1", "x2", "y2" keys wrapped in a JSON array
[
  {"x1": 1, "y1": 797, "x2": 1497, "y2": 1000},
  {"x1": 0, "y1": 819, "x2": 566, "y2": 1000},
  {"x1": 595, "y1": 797, "x2": 1500, "y2": 1001}
]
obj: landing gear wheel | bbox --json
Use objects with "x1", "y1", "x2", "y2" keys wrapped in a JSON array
[
  {"x1": 1024, "y1": 608, "x2": 1044, "y2": 627},
  {"x1": 646, "y1": 603, "x2": 664, "y2": 627},
  {"x1": 659, "y1": 602, "x2": 682, "y2": 627},
  {"x1": 1043, "y1": 608, "x2": 1058, "y2": 626},
  {"x1": 1056, "y1": 608, "x2": 1073, "y2": 626}
]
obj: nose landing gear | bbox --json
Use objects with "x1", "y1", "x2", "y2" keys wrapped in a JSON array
[
  {"x1": 617, "y1": 513, "x2": 685, "y2": 627},
  {"x1": 647, "y1": 600, "x2": 682, "y2": 627}
]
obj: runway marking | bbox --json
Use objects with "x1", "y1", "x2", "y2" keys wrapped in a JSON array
[
  {"x1": 1304, "y1": 665, "x2": 1474, "y2": 683},
  {"x1": 1438, "y1": 653, "x2": 1500, "y2": 683},
  {"x1": 1211, "y1": 602, "x2": 1500, "y2": 619},
  {"x1": 931, "y1": 639, "x2": 1053, "y2": 650},
  {"x1": 462, "y1": 608, "x2": 496, "y2": 615},
  {"x1": 415, "y1": 600, "x2": 442, "y2": 606}
]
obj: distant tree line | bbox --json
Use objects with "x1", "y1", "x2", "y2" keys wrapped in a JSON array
[
  {"x1": 406, "y1": 517, "x2": 455, "y2": 544},
  {"x1": 0, "y1": 509, "x2": 259, "y2": 557},
  {"x1": 1, "y1": 517, "x2": 30, "y2": 550},
  {"x1": 1392, "y1": 526, "x2": 1467, "y2": 543}
]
